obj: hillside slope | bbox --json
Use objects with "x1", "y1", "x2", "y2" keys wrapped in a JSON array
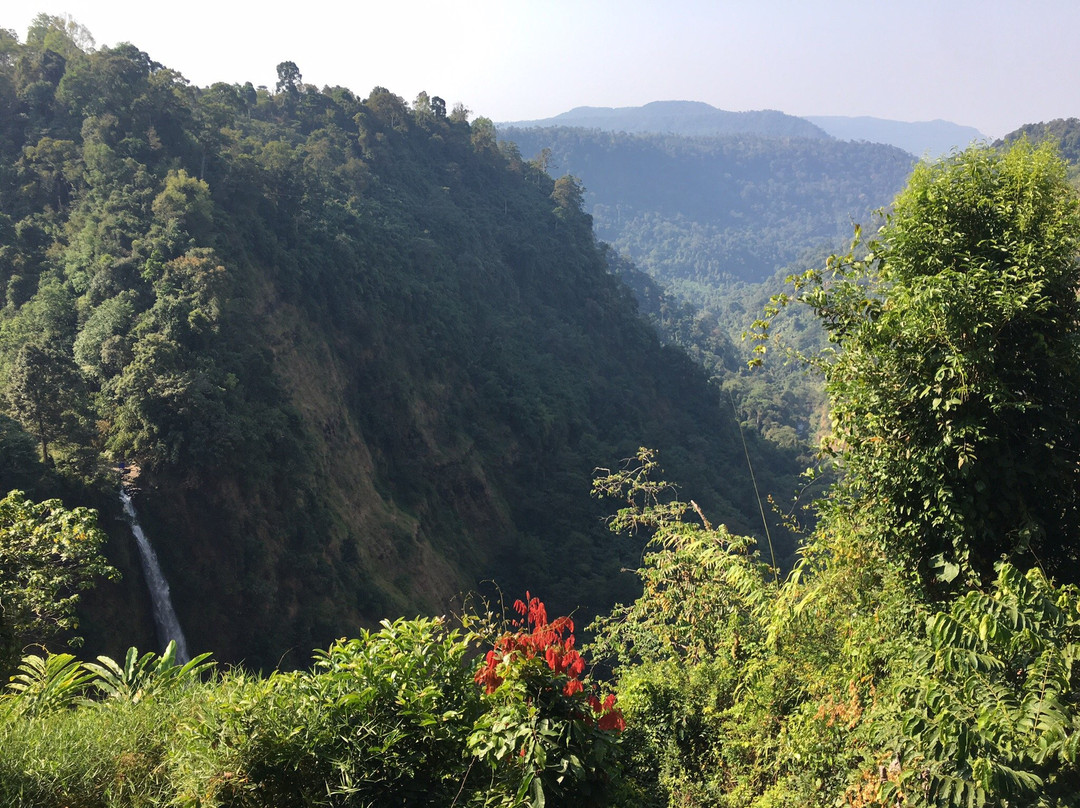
[
  {"x1": 0, "y1": 23, "x2": 802, "y2": 667},
  {"x1": 804, "y1": 115, "x2": 985, "y2": 157}
]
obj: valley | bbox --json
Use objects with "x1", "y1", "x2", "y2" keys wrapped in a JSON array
[{"x1": 3, "y1": 12, "x2": 1080, "y2": 808}]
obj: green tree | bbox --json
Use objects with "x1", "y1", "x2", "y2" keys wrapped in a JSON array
[
  {"x1": 151, "y1": 168, "x2": 213, "y2": 240},
  {"x1": 274, "y1": 60, "x2": 301, "y2": 95},
  {"x1": 365, "y1": 85, "x2": 409, "y2": 130},
  {"x1": 0, "y1": 490, "x2": 116, "y2": 670},
  {"x1": 25, "y1": 13, "x2": 94, "y2": 60},
  {"x1": 18, "y1": 137, "x2": 82, "y2": 212},
  {"x1": 0, "y1": 415, "x2": 40, "y2": 488},
  {"x1": 470, "y1": 115, "x2": 496, "y2": 151},
  {"x1": 761, "y1": 141, "x2": 1080, "y2": 586},
  {"x1": 5, "y1": 342, "x2": 82, "y2": 467},
  {"x1": 71, "y1": 291, "x2": 135, "y2": 379},
  {"x1": 412, "y1": 90, "x2": 432, "y2": 120},
  {"x1": 551, "y1": 174, "x2": 585, "y2": 212},
  {"x1": 449, "y1": 101, "x2": 470, "y2": 123},
  {"x1": 881, "y1": 562, "x2": 1080, "y2": 807}
]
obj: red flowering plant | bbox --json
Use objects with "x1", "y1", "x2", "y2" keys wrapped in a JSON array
[{"x1": 468, "y1": 592, "x2": 625, "y2": 807}]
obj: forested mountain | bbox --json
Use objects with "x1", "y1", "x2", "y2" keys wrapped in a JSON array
[
  {"x1": 0, "y1": 20, "x2": 805, "y2": 667},
  {"x1": 498, "y1": 125, "x2": 914, "y2": 285},
  {"x1": 804, "y1": 115, "x2": 985, "y2": 157},
  {"x1": 6, "y1": 139, "x2": 1079, "y2": 808},
  {"x1": 501, "y1": 100, "x2": 829, "y2": 139},
  {"x1": 5, "y1": 16, "x2": 1080, "y2": 808}
]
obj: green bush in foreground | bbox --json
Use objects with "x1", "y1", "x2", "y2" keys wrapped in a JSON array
[
  {"x1": 0, "y1": 614, "x2": 625, "y2": 807},
  {"x1": 170, "y1": 617, "x2": 481, "y2": 806}
]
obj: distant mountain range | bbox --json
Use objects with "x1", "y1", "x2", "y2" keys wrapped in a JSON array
[
  {"x1": 500, "y1": 101, "x2": 986, "y2": 158},
  {"x1": 804, "y1": 116, "x2": 986, "y2": 158},
  {"x1": 501, "y1": 101, "x2": 829, "y2": 140}
]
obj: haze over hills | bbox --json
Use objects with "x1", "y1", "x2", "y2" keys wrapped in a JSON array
[
  {"x1": 804, "y1": 115, "x2": 987, "y2": 158},
  {"x1": 498, "y1": 125, "x2": 915, "y2": 286},
  {"x1": 501, "y1": 101, "x2": 986, "y2": 158},
  {"x1": 501, "y1": 100, "x2": 830, "y2": 139}
]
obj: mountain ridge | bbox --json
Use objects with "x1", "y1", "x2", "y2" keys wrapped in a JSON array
[
  {"x1": 501, "y1": 100, "x2": 830, "y2": 139},
  {"x1": 498, "y1": 125, "x2": 914, "y2": 285},
  {"x1": 804, "y1": 114, "x2": 986, "y2": 157}
]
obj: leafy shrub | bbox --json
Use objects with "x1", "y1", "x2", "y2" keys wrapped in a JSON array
[
  {"x1": 85, "y1": 640, "x2": 214, "y2": 704},
  {"x1": 2, "y1": 651, "x2": 94, "y2": 718},
  {"x1": 0, "y1": 490, "x2": 117, "y2": 671},
  {"x1": 170, "y1": 616, "x2": 482, "y2": 806},
  {"x1": 469, "y1": 593, "x2": 625, "y2": 807},
  {"x1": 589, "y1": 449, "x2": 921, "y2": 808},
  {"x1": 876, "y1": 563, "x2": 1080, "y2": 807}
]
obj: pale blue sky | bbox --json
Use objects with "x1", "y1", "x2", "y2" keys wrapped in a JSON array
[{"x1": 8, "y1": 1, "x2": 1079, "y2": 138}]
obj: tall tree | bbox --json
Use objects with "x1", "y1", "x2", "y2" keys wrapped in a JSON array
[
  {"x1": 5, "y1": 342, "x2": 82, "y2": 467},
  {"x1": 762, "y1": 141, "x2": 1080, "y2": 585},
  {"x1": 275, "y1": 60, "x2": 301, "y2": 95}
]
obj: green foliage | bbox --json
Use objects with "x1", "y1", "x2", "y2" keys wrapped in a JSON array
[
  {"x1": 756, "y1": 141, "x2": 1080, "y2": 586},
  {"x1": 5, "y1": 341, "x2": 84, "y2": 466},
  {"x1": 0, "y1": 611, "x2": 624, "y2": 807},
  {"x1": 172, "y1": 616, "x2": 483, "y2": 805},
  {"x1": 0, "y1": 662, "x2": 195, "y2": 806},
  {"x1": 2, "y1": 651, "x2": 93, "y2": 717},
  {"x1": 0, "y1": 414, "x2": 43, "y2": 489},
  {"x1": 881, "y1": 563, "x2": 1080, "y2": 807},
  {"x1": 0, "y1": 489, "x2": 117, "y2": 670},
  {"x1": 0, "y1": 15, "x2": 792, "y2": 664},
  {"x1": 589, "y1": 449, "x2": 773, "y2": 668},
  {"x1": 85, "y1": 640, "x2": 213, "y2": 703},
  {"x1": 589, "y1": 449, "x2": 926, "y2": 808},
  {"x1": 151, "y1": 168, "x2": 213, "y2": 240},
  {"x1": 499, "y1": 126, "x2": 913, "y2": 285},
  {"x1": 999, "y1": 117, "x2": 1080, "y2": 182},
  {"x1": 594, "y1": 141, "x2": 1080, "y2": 807}
]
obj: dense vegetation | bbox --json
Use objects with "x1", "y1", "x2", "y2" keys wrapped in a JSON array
[
  {"x1": 594, "y1": 140, "x2": 1080, "y2": 807},
  {"x1": 606, "y1": 252, "x2": 831, "y2": 450},
  {"x1": 0, "y1": 17, "x2": 808, "y2": 666},
  {"x1": 4, "y1": 139, "x2": 1079, "y2": 808},
  {"x1": 497, "y1": 125, "x2": 914, "y2": 285},
  {"x1": 0, "y1": 612, "x2": 627, "y2": 806},
  {"x1": 1000, "y1": 118, "x2": 1080, "y2": 185},
  {"x1": 494, "y1": 125, "x2": 913, "y2": 451}
]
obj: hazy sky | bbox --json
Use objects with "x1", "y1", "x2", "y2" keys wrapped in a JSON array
[{"x1": 8, "y1": 1, "x2": 1079, "y2": 139}]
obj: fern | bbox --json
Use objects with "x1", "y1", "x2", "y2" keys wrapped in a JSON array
[{"x1": 885, "y1": 563, "x2": 1080, "y2": 806}]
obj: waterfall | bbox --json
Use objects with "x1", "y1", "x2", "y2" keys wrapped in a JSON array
[{"x1": 120, "y1": 489, "x2": 190, "y2": 663}]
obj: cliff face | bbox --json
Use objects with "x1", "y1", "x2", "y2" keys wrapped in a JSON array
[{"x1": 0, "y1": 28, "x2": 803, "y2": 667}]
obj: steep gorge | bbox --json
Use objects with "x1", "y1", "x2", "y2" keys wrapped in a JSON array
[{"x1": 0, "y1": 26, "x2": 805, "y2": 666}]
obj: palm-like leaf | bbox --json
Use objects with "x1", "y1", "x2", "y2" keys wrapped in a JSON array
[
  {"x1": 4, "y1": 651, "x2": 93, "y2": 716},
  {"x1": 86, "y1": 640, "x2": 214, "y2": 703}
]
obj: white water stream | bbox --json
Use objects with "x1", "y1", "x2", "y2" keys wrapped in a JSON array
[{"x1": 120, "y1": 490, "x2": 190, "y2": 663}]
